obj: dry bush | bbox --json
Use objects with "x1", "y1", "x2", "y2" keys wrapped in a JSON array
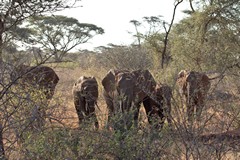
[
  {"x1": 52, "y1": 62, "x2": 240, "y2": 159},
  {"x1": 92, "y1": 45, "x2": 154, "y2": 70},
  {"x1": 1, "y1": 57, "x2": 240, "y2": 159}
]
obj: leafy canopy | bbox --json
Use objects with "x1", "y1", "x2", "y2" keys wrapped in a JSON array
[{"x1": 27, "y1": 15, "x2": 104, "y2": 61}]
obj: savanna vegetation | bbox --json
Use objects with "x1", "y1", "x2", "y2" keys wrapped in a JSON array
[{"x1": 0, "y1": 0, "x2": 239, "y2": 159}]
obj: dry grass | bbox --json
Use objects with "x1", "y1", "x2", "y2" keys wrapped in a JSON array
[
  {"x1": 49, "y1": 63, "x2": 240, "y2": 131},
  {"x1": 4, "y1": 62, "x2": 240, "y2": 159}
]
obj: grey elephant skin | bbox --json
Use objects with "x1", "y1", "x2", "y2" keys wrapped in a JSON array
[
  {"x1": 102, "y1": 69, "x2": 166, "y2": 130},
  {"x1": 177, "y1": 70, "x2": 211, "y2": 122},
  {"x1": 12, "y1": 65, "x2": 59, "y2": 100},
  {"x1": 72, "y1": 76, "x2": 99, "y2": 129}
]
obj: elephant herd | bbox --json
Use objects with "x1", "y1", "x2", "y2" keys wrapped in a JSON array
[
  {"x1": 12, "y1": 65, "x2": 213, "y2": 130},
  {"x1": 73, "y1": 69, "x2": 212, "y2": 130}
]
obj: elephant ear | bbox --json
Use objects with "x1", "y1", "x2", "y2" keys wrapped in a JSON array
[{"x1": 102, "y1": 69, "x2": 116, "y2": 93}]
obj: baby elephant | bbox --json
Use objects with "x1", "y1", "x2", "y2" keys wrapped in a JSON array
[
  {"x1": 144, "y1": 83, "x2": 172, "y2": 129},
  {"x1": 72, "y1": 76, "x2": 99, "y2": 129}
]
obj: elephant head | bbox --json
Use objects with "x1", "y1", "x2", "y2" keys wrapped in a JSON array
[
  {"x1": 72, "y1": 76, "x2": 99, "y2": 129},
  {"x1": 102, "y1": 69, "x2": 158, "y2": 130},
  {"x1": 177, "y1": 70, "x2": 211, "y2": 122}
]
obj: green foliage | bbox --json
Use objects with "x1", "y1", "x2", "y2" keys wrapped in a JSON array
[
  {"x1": 18, "y1": 115, "x2": 177, "y2": 160},
  {"x1": 26, "y1": 15, "x2": 104, "y2": 62},
  {"x1": 170, "y1": 0, "x2": 240, "y2": 72},
  {"x1": 0, "y1": 0, "x2": 78, "y2": 59},
  {"x1": 129, "y1": 16, "x2": 171, "y2": 69},
  {"x1": 95, "y1": 45, "x2": 154, "y2": 70}
]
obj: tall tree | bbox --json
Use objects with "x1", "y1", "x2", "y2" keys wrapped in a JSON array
[
  {"x1": 171, "y1": 0, "x2": 240, "y2": 71},
  {"x1": 129, "y1": 0, "x2": 184, "y2": 69},
  {"x1": 0, "y1": 0, "x2": 79, "y2": 61},
  {"x1": 27, "y1": 15, "x2": 104, "y2": 62}
]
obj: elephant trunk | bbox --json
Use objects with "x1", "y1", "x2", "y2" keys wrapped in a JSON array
[{"x1": 119, "y1": 95, "x2": 132, "y2": 113}]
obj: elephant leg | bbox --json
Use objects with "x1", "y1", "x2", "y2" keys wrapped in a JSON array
[
  {"x1": 74, "y1": 97, "x2": 85, "y2": 126},
  {"x1": 143, "y1": 98, "x2": 153, "y2": 124},
  {"x1": 143, "y1": 98, "x2": 164, "y2": 129},
  {"x1": 165, "y1": 102, "x2": 172, "y2": 126},
  {"x1": 103, "y1": 92, "x2": 114, "y2": 129},
  {"x1": 87, "y1": 113, "x2": 99, "y2": 129},
  {"x1": 133, "y1": 102, "x2": 141, "y2": 128},
  {"x1": 93, "y1": 113, "x2": 99, "y2": 129},
  {"x1": 154, "y1": 107, "x2": 165, "y2": 129},
  {"x1": 186, "y1": 101, "x2": 194, "y2": 123},
  {"x1": 195, "y1": 94, "x2": 204, "y2": 121},
  {"x1": 86, "y1": 104, "x2": 99, "y2": 129},
  {"x1": 106, "y1": 100, "x2": 114, "y2": 127}
]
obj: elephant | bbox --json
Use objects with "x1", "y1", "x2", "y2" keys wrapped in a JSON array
[
  {"x1": 12, "y1": 64, "x2": 59, "y2": 100},
  {"x1": 177, "y1": 70, "x2": 211, "y2": 122},
  {"x1": 102, "y1": 69, "x2": 165, "y2": 130},
  {"x1": 153, "y1": 83, "x2": 173, "y2": 127},
  {"x1": 9, "y1": 64, "x2": 59, "y2": 131},
  {"x1": 72, "y1": 76, "x2": 99, "y2": 129}
]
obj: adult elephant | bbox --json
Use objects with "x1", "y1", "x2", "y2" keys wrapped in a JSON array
[
  {"x1": 10, "y1": 64, "x2": 59, "y2": 131},
  {"x1": 12, "y1": 64, "x2": 59, "y2": 100},
  {"x1": 102, "y1": 69, "x2": 162, "y2": 130},
  {"x1": 177, "y1": 70, "x2": 211, "y2": 122},
  {"x1": 72, "y1": 76, "x2": 99, "y2": 129}
]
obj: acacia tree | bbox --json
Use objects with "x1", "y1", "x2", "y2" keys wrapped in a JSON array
[
  {"x1": 0, "y1": 1, "x2": 79, "y2": 158},
  {"x1": 27, "y1": 15, "x2": 104, "y2": 62},
  {"x1": 0, "y1": 0, "x2": 79, "y2": 61},
  {"x1": 129, "y1": 0, "x2": 183, "y2": 69},
  {"x1": 171, "y1": 0, "x2": 240, "y2": 71}
]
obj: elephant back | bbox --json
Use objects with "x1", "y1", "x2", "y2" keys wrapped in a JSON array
[
  {"x1": 12, "y1": 65, "x2": 59, "y2": 99},
  {"x1": 15, "y1": 65, "x2": 59, "y2": 86},
  {"x1": 198, "y1": 73, "x2": 211, "y2": 93},
  {"x1": 186, "y1": 71, "x2": 211, "y2": 92},
  {"x1": 156, "y1": 83, "x2": 172, "y2": 101},
  {"x1": 132, "y1": 69, "x2": 156, "y2": 94}
]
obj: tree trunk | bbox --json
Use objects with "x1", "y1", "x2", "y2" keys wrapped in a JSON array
[
  {"x1": 0, "y1": 123, "x2": 5, "y2": 159},
  {"x1": 53, "y1": 51, "x2": 63, "y2": 62},
  {"x1": 0, "y1": 17, "x2": 4, "y2": 62}
]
